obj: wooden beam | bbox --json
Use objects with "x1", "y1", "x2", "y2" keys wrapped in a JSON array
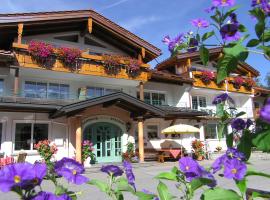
[
  {"x1": 139, "y1": 82, "x2": 144, "y2": 101},
  {"x1": 138, "y1": 117, "x2": 144, "y2": 162},
  {"x1": 88, "y1": 18, "x2": 93, "y2": 34},
  {"x1": 75, "y1": 116, "x2": 82, "y2": 164},
  {"x1": 18, "y1": 23, "x2": 24, "y2": 44},
  {"x1": 141, "y1": 47, "x2": 145, "y2": 59}
]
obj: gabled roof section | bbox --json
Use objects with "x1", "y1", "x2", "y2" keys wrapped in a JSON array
[
  {"x1": 156, "y1": 47, "x2": 260, "y2": 77},
  {"x1": 0, "y1": 10, "x2": 161, "y2": 62}
]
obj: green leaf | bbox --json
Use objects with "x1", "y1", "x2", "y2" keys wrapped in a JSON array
[
  {"x1": 237, "y1": 130, "x2": 252, "y2": 160},
  {"x1": 88, "y1": 179, "x2": 109, "y2": 193},
  {"x1": 222, "y1": 6, "x2": 240, "y2": 21},
  {"x1": 217, "y1": 55, "x2": 238, "y2": 83},
  {"x1": 116, "y1": 177, "x2": 135, "y2": 193},
  {"x1": 226, "y1": 133, "x2": 234, "y2": 148},
  {"x1": 200, "y1": 46, "x2": 209, "y2": 66},
  {"x1": 223, "y1": 43, "x2": 248, "y2": 61},
  {"x1": 136, "y1": 191, "x2": 157, "y2": 200},
  {"x1": 155, "y1": 172, "x2": 178, "y2": 181},
  {"x1": 252, "y1": 191, "x2": 270, "y2": 199},
  {"x1": 190, "y1": 178, "x2": 213, "y2": 192},
  {"x1": 255, "y1": 22, "x2": 265, "y2": 39},
  {"x1": 246, "y1": 39, "x2": 260, "y2": 47},
  {"x1": 196, "y1": 34, "x2": 201, "y2": 42},
  {"x1": 235, "y1": 179, "x2": 247, "y2": 195},
  {"x1": 217, "y1": 123, "x2": 225, "y2": 140},
  {"x1": 252, "y1": 129, "x2": 270, "y2": 152},
  {"x1": 202, "y1": 31, "x2": 215, "y2": 41},
  {"x1": 171, "y1": 166, "x2": 179, "y2": 174},
  {"x1": 201, "y1": 188, "x2": 242, "y2": 200},
  {"x1": 249, "y1": 7, "x2": 266, "y2": 21},
  {"x1": 157, "y1": 181, "x2": 175, "y2": 200},
  {"x1": 261, "y1": 30, "x2": 270, "y2": 42},
  {"x1": 236, "y1": 111, "x2": 246, "y2": 118},
  {"x1": 238, "y1": 24, "x2": 247, "y2": 33},
  {"x1": 246, "y1": 168, "x2": 270, "y2": 179},
  {"x1": 55, "y1": 185, "x2": 68, "y2": 195}
]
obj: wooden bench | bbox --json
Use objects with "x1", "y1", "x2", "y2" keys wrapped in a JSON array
[
  {"x1": 157, "y1": 151, "x2": 171, "y2": 163},
  {"x1": 136, "y1": 149, "x2": 159, "y2": 161}
]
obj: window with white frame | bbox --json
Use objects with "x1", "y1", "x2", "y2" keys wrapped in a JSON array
[
  {"x1": 137, "y1": 91, "x2": 166, "y2": 106},
  {"x1": 86, "y1": 87, "x2": 120, "y2": 99},
  {"x1": 48, "y1": 83, "x2": 69, "y2": 99},
  {"x1": 24, "y1": 81, "x2": 69, "y2": 99},
  {"x1": 0, "y1": 79, "x2": 3, "y2": 95},
  {"x1": 205, "y1": 124, "x2": 227, "y2": 139},
  {"x1": 192, "y1": 96, "x2": 207, "y2": 110},
  {"x1": 146, "y1": 125, "x2": 159, "y2": 139},
  {"x1": 14, "y1": 123, "x2": 49, "y2": 151}
]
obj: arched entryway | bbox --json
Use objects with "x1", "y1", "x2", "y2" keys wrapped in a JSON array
[{"x1": 83, "y1": 121, "x2": 123, "y2": 163}]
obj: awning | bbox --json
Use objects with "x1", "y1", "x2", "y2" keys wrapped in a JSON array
[{"x1": 161, "y1": 124, "x2": 200, "y2": 134}]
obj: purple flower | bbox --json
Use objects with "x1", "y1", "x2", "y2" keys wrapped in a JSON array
[
  {"x1": 123, "y1": 161, "x2": 136, "y2": 191},
  {"x1": 0, "y1": 162, "x2": 35, "y2": 192},
  {"x1": 31, "y1": 192, "x2": 65, "y2": 200},
  {"x1": 54, "y1": 158, "x2": 89, "y2": 185},
  {"x1": 231, "y1": 118, "x2": 246, "y2": 131},
  {"x1": 261, "y1": 0, "x2": 270, "y2": 14},
  {"x1": 260, "y1": 100, "x2": 270, "y2": 123},
  {"x1": 199, "y1": 166, "x2": 217, "y2": 187},
  {"x1": 22, "y1": 163, "x2": 47, "y2": 189},
  {"x1": 187, "y1": 38, "x2": 199, "y2": 53},
  {"x1": 220, "y1": 24, "x2": 241, "y2": 42},
  {"x1": 226, "y1": 148, "x2": 246, "y2": 161},
  {"x1": 229, "y1": 13, "x2": 239, "y2": 25},
  {"x1": 191, "y1": 18, "x2": 209, "y2": 28},
  {"x1": 252, "y1": 0, "x2": 262, "y2": 6},
  {"x1": 179, "y1": 157, "x2": 201, "y2": 181},
  {"x1": 224, "y1": 158, "x2": 247, "y2": 180},
  {"x1": 205, "y1": 6, "x2": 216, "y2": 13},
  {"x1": 212, "y1": 154, "x2": 227, "y2": 173},
  {"x1": 101, "y1": 165, "x2": 123, "y2": 177},
  {"x1": 212, "y1": 0, "x2": 235, "y2": 7},
  {"x1": 212, "y1": 93, "x2": 234, "y2": 105},
  {"x1": 162, "y1": 34, "x2": 184, "y2": 52}
]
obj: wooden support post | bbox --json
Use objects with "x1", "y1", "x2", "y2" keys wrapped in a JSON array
[
  {"x1": 141, "y1": 47, "x2": 145, "y2": 59},
  {"x1": 138, "y1": 117, "x2": 144, "y2": 162},
  {"x1": 88, "y1": 18, "x2": 93, "y2": 34},
  {"x1": 18, "y1": 23, "x2": 24, "y2": 44},
  {"x1": 139, "y1": 82, "x2": 144, "y2": 101},
  {"x1": 14, "y1": 68, "x2": 19, "y2": 96},
  {"x1": 75, "y1": 116, "x2": 82, "y2": 163}
]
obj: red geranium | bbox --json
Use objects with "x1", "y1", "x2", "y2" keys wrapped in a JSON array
[
  {"x1": 28, "y1": 40, "x2": 54, "y2": 64},
  {"x1": 201, "y1": 70, "x2": 215, "y2": 84},
  {"x1": 57, "y1": 47, "x2": 81, "y2": 66}
]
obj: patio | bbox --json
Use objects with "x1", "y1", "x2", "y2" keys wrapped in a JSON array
[{"x1": 1, "y1": 153, "x2": 270, "y2": 200}]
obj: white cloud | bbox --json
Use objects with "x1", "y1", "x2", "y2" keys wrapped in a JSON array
[
  {"x1": 120, "y1": 16, "x2": 162, "y2": 31},
  {"x1": 99, "y1": 0, "x2": 130, "y2": 11}
]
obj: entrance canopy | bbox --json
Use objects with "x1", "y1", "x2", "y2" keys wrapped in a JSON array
[{"x1": 50, "y1": 92, "x2": 208, "y2": 119}]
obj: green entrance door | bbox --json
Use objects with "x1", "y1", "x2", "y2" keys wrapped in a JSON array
[{"x1": 84, "y1": 122, "x2": 122, "y2": 163}]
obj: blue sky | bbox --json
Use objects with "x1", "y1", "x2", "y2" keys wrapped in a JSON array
[{"x1": 0, "y1": 0, "x2": 269, "y2": 83}]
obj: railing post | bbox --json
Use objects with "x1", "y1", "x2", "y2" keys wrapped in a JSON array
[
  {"x1": 139, "y1": 82, "x2": 144, "y2": 101},
  {"x1": 18, "y1": 23, "x2": 23, "y2": 44}
]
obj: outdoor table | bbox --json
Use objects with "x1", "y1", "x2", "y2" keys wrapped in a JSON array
[{"x1": 157, "y1": 148, "x2": 183, "y2": 163}]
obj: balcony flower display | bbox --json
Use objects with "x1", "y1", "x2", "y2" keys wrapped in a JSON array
[
  {"x1": 201, "y1": 70, "x2": 215, "y2": 84},
  {"x1": 28, "y1": 40, "x2": 54, "y2": 67},
  {"x1": 125, "y1": 57, "x2": 142, "y2": 78},
  {"x1": 102, "y1": 54, "x2": 122, "y2": 75},
  {"x1": 244, "y1": 78, "x2": 255, "y2": 90},
  {"x1": 191, "y1": 140, "x2": 205, "y2": 161},
  {"x1": 231, "y1": 76, "x2": 244, "y2": 89},
  {"x1": 57, "y1": 47, "x2": 81, "y2": 70}
]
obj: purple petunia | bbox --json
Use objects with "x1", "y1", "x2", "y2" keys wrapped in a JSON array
[
  {"x1": 212, "y1": 0, "x2": 235, "y2": 7},
  {"x1": 54, "y1": 158, "x2": 89, "y2": 185},
  {"x1": 231, "y1": 118, "x2": 246, "y2": 131},
  {"x1": 31, "y1": 191, "x2": 69, "y2": 200},
  {"x1": 0, "y1": 162, "x2": 36, "y2": 192},
  {"x1": 212, "y1": 93, "x2": 234, "y2": 105},
  {"x1": 191, "y1": 18, "x2": 210, "y2": 28},
  {"x1": 260, "y1": 99, "x2": 270, "y2": 123},
  {"x1": 162, "y1": 34, "x2": 184, "y2": 52},
  {"x1": 187, "y1": 38, "x2": 199, "y2": 53},
  {"x1": 205, "y1": 6, "x2": 216, "y2": 13},
  {"x1": 101, "y1": 165, "x2": 123, "y2": 177},
  {"x1": 32, "y1": 163, "x2": 47, "y2": 186},
  {"x1": 220, "y1": 24, "x2": 241, "y2": 42},
  {"x1": 123, "y1": 161, "x2": 136, "y2": 191},
  {"x1": 212, "y1": 154, "x2": 227, "y2": 173},
  {"x1": 224, "y1": 158, "x2": 247, "y2": 180},
  {"x1": 226, "y1": 148, "x2": 246, "y2": 161},
  {"x1": 251, "y1": 0, "x2": 270, "y2": 15}
]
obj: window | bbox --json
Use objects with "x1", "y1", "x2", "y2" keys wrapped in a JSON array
[
  {"x1": 137, "y1": 92, "x2": 166, "y2": 106},
  {"x1": 205, "y1": 124, "x2": 227, "y2": 139},
  {"x1": 48, "y1": 83, "x2": 69, "y2": 99},
  {"x1": 86, "y1": 87, "x2": 119, "y2": 99},
  {"x1": 14, "y1": 123, "x2": 49, "y2": 151},
  {"x1": 0, "y1": 79, "x2": 3, "y2": 95},
  {"x1": 192, "y1": 96, "x2": 207, "y2": 110},
  {"x1": 147, "y1": 125, "x2": 158, "y2": 139},
  {"x1": 25, "y1": 81, "x2": 47, "y2": 98}
]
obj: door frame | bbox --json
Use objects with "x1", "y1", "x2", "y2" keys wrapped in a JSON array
[{"x1": 82, "y1": 115, "x2": 126, "y2": 163}]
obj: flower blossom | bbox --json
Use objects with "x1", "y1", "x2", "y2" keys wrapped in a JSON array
[
  {"x1": 54, "y1": 157, "x2": 89, "y2": 185},
  {"x1": 101, "y1": 165, "x2": 123, "y2": 177},
  {"x1": 31, "y1": 191, "x2": 71, "y2": 200},
  {"x1": 191, "y1": 18, "x2": 210, "y2": 28},
  {"x1": 212, "y1": 0, "x2": 235, "y2": 7},
  {"x1": 162, "y1": 34, "x2": 184, "y2": 52},
  {"x1": 231, "y1": 118, "x2": 246, "y2": 131},
  {"x1": 212, "y1": 93, "x2": 234, "y2": 105},
  {"x1": 260, "y1": 99, "x2": 270, "y2": 123},
  {"x1": 123, "y1": 161, "x2": 136, "y2": 191}
]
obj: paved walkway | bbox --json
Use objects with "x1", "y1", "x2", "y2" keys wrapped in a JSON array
[{"x1": 1, "y1": 154, "x2": 270, "y2": 199}]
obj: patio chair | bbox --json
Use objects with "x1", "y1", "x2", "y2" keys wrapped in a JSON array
[{"x1": 17, "y1": 152, "x2": 27, "y2": 163}]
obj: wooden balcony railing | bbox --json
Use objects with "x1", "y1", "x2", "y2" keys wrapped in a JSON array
[
  {"x1": 227, "y1": 77, "x2": 253, "y2": 94},
  {"x1": 192, "y1": 71, "x2": 226, "y2": 91},
  {"x1": 12, "y1": 43, "x2": 150, "y2": 82}
]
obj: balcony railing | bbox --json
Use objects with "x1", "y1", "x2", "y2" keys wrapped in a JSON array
[{"x1": 12, "y1": 43, "x2": 150, "y2": 82}]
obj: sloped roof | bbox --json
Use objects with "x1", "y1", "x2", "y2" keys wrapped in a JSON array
[{"x1": 0, "y1": 10, "x2": 161, "y2": 62}]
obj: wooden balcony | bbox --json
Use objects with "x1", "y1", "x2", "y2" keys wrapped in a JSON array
[
  {"x1": 192, "y1": 71, "x2": 226, "y2": 91},
  {"x1": 227, "y1": 78, "x2": 253, "y2": 94},
  {"x1": 12, "y1": 43, "x2": 150, "y2": 82}
]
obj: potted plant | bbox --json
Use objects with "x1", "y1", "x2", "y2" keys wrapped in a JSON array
[
  {"x1": 201, "y1": 70, "x2": 215, "y2": 85},
  {"x1": 124, "y1": 57, "x2": 142, "y2": 78},
  {"x1": 57, "y1": 47, "x2": 81, "y2": 71},
  {"x1": 82, "y1": 140, "x2": 95, "y2": 167},
  {"x1": 244, "y1": 78, "x2": 255, "y2": 91},
  {"x1": 191, "y1": 139, "x2": 205, "y2": 161},
  {"x1": 28, "y1": 40, "x2": 54, "y2": 68},
  {"x1": 122, "y1": 142, "x2": 139, "y2": 163},
  {"x1": 232, "y1": 76, "x2": 244, "y2": 89},
  {"x1": 102, "y1": 54, "x2": 122, "y2": 75}
]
